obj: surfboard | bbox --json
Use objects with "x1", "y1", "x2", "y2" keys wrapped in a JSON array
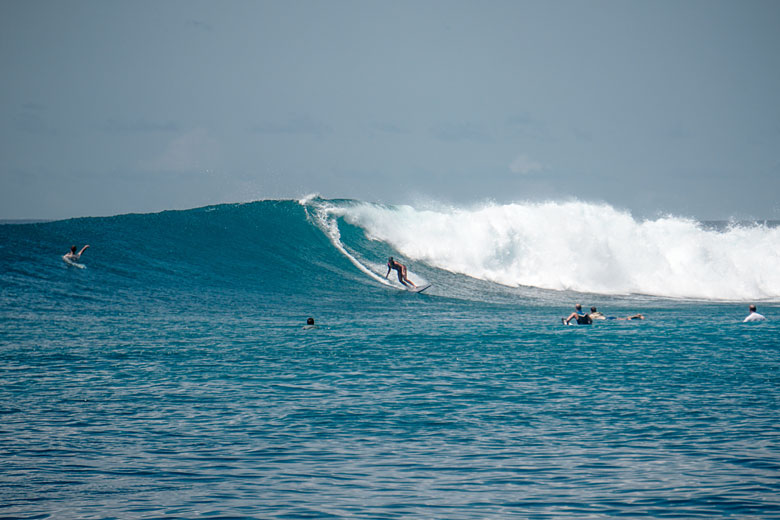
[
  {"x1": 562, "y1": 318, "x2": 589, "y2": 326},
  {"x1": 63, "y1": 256, "x2": 86, "y2": 269},
  {"x1": 407, "y1": 283, "x2": 431, "y2": 293}
]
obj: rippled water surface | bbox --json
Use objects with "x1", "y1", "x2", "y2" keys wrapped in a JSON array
[
  {"x1": 2, "y1": 204, "x2": 779, "y2": 518},
  {"x1": 2, "y1": 290, "x2": 779, "y2": 519}
]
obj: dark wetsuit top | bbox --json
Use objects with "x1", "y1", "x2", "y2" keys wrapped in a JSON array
[{"x1": 575, "y1": 312, "x2": 592, "y2": 325}]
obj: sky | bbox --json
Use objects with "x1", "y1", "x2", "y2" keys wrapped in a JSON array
[{"x1": 2, "y1": 0, "x2": 779, "y2": 220}]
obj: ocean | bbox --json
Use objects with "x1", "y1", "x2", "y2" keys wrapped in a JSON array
[{"x1": 1, "y1": 197, "x2": 779, "y2": 519}]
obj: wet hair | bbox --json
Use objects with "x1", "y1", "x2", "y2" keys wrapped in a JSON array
[
  {"x1": 575, "y1": 304, "x2": 582, "y2": 310},
  {"x1": 749, "y1": 304, "x2": 757, "y2": 312},
  {"x1": 591, "y1": 307, "x2": 597, "y2": 312},
  {"x1": 306, "y1": 317, "x2": 315, "y2": 325},
  {"x1": 71, "y1": 245, "x2": 77, "y2": 253}
]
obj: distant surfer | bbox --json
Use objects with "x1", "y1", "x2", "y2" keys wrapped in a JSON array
[
  {"x1": 588, "y1": 307, "x2": 606, "y2": 320},
  {"x1": 564, "y1": 305, "x2": 643, "y2": 324},
  {"x1": 563, "y1": 304, "x2": 591, "y2": 325},
  {"x1": 386, "y1": 257, "x2": 416, "y2": 288},
  {"x1": 743, "y1": 304, "x2": 766, "y2": 322},
  {"x1": 587, "y1": 307, "x2": 644, "y2": 321},
  {"x1": 303, "y1": 317, "x2": 318, "y2": 330},
  {"x1": 63, "y1": 244, "x2": 89, "y2": 264}
]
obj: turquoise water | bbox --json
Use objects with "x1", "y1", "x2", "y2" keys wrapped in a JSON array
[{"x1": 1, "y1": 198, "x2": 779, "y2": 519}]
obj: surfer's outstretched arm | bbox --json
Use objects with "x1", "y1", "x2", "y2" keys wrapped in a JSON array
[{"x1": 78, "y1": 245, "x2": 90, "y2": 255}]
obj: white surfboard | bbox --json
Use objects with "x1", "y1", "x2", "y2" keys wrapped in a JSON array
[{"x1": 63, "y1": 256, "x2": 86, "y2": 269}]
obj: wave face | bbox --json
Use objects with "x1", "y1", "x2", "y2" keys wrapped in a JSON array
[
  {"x1": 309, "y1": 198, "x2": 780, "y2": 301},
  {"x1": 2, "y1": 197, "x2": 779, "y2": 301},
  {"x1": 0, "y1": 201, "x2": 361, "y2": 316}
]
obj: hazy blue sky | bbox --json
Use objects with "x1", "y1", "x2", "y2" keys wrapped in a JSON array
[{"x1": 2, "y1": 0, "x2": 779, "y2": 220}]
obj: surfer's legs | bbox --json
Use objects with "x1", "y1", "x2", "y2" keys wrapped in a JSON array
[
  {"x1": 400, "y1": 276, "x2": 416, "y2": 287},
  {"x1": 396, "y1": 274, "x2": 414, "y2": 288},
  {"x1": 397, "y1": 271, "x2": 415, "y2": 287},
  {"x1": 399, "y1": 267, "x2": 416, "y2": 287}
]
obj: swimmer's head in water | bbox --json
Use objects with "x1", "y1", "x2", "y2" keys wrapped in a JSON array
[
  {"x1": 71, "y1": 245, "x2": 77, "y2": 253},
  {"x1": 307, "y1": 318, "x2": 314, "y2": 325}
]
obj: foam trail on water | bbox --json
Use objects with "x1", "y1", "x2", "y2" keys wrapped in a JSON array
[
  {"x1": 330, "y1": 200, "x2": 780, "y2": 300},
  {"x1": 303, "y1": 198, "x2": 396, "y2": 288}
]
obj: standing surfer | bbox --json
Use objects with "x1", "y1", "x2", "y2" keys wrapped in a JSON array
[{"x1": 386, "y1": 257, "x2": 417, "y2": 288}]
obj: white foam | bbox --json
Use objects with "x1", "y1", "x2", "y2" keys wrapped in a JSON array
[{"x1": 326, "y1": 200, "x2": 780, "y2": 300}]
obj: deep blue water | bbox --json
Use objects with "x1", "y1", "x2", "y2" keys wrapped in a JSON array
[{"x1": 1, "y1": 199, "x2": 779, "y2": 519}]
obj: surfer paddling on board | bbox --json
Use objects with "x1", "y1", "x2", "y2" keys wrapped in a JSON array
[
  {"x1": 386, "y1": 257, "x2": 416, "y2": 289},
  {"x1": 587, "y1": 307, "x2": 644, "y2": 321},
  {"x1": 63, "y1": 245, "x2": 89, "y2": 263}
]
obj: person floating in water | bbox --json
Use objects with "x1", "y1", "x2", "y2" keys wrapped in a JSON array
[
  {"x1": 386, "y1": 257, "x2": 416, "y2": 288},
  {"x1": 303, "y1": 317, "x2": 318, "y2": 330},
  {"x1": 588, "y1": 307, "x2": 606, "y2": 320},
  {"x1": 743, "y1": 304, "x2": 766, "y2": 322},
  {"x1": 63, "y1": 244, "x2": 89, "y2": 263},
  {"x1": 563, "y1": 304, "x2": 591, "y2": 325},
  {"x1": 564, "y1": 305, "x2": 644, "y2": 324},
  {"x1": 587, "y1": 307, "x2": 644, "y2": 321}
]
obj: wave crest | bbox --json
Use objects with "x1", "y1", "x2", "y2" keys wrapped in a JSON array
[{"x1": 325, "y1": 199, "x2": 780, "y2": 300}]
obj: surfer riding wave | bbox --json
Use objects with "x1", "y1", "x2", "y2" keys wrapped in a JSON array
[{"x1": 386, "y1": 257, "x2": 416, "y2": 289}]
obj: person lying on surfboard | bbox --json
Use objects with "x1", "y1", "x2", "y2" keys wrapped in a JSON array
[
  {"x1": 587, "y1": 307, "x2": 645, "y2": 321},
  {"x1": 63, "y1": 244, "x2": 89, "y2": 263},
  {"x1": 386, "y1": 257, "x2": 416, "y2": 288}
]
